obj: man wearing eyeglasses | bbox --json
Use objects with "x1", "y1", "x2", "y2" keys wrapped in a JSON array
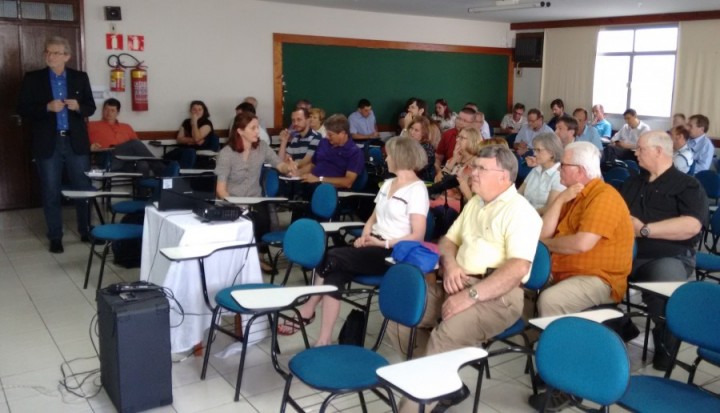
[
  {"x1": 17, "y1": 36, "x2": 96, "y2": 254},
  {"x1": 500, "y1": 102, "x2": 527, "y2": 134}
]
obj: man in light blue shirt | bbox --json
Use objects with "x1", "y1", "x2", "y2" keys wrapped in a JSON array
[
  {"x1": 348, "y1": 98, "x2": 378, "y2": 143},
  {"x1": 591, "y1": 104, "x2": 612, "y2": 138},
  {"x1": 514, "y1": 108, "x2": 553, "y2": 155},
  {"x1": 687, "y1": 114, "x2": 714, "y2": 173},
  {"x1": 574, "y1": 108, "x2": 603, "y2": 150}
]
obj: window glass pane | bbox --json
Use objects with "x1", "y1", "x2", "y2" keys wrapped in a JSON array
[
  {"x1": 1, "y1": 1, "x2": 18, "y2": 18},
  {"x1": 634, "y1": 27, "x2": 678, "y2": 52},
  {"x1": 49, "y1": 3, "x2": 73, "y2": 21},
  {"x1": 597, "y1": 30, "x2": 634, "y2": 53},
  {"x1": 593, "y1": 56, "x2": 630, "y2": 114},
  {"x1": 630, "y1": 55, "x2": 676, "y2": 117},
  {"x1": 21, "y1": 2, "x2": 46, "y2": 20}
]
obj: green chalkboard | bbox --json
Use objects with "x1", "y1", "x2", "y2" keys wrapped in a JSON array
[{"x1": 281, "y1": 43, "x2": 510, "y2": 127}]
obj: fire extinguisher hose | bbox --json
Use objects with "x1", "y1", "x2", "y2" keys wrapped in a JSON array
[{"x1": 107, "y1": 53, "x2": 145, "y2": 70}]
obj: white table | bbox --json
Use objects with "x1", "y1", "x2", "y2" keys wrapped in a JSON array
[
  {"x1": 279, "y1": 176, "x2": 301, "y2": 181},
  {"x1": 631, "y1": 281, "x2": 685, "y2": 298},
  {"x1": 140, "y1": 206, "x2": 263, "y2": 353},
  {"x1": 338, "y1": 191, "x2": 375, "y2": 198},
  {"x1": 115, "y1": 154, "x2": 162, "y2": 162},
  {"x1": 196, "y1": 150, "x2": 218, "y2": 157},
  {"x1": 86, "y1": 171, "x2": 142, "y2": 179},
  {"x1": 530, "y1": 309, "x2": 624, "y2": 331},
  {"x1": 376, "y1": 347, "x2": 488, "y2": 405},
  {"x1": 62, "y1": 190, "x2": 131, "y2": 225},
  {"x1": 180, "y1": 168, "x2": 215, "y2": 175},
  {"x1": 320, "y1": 221, "x2": 365, "y2": 233},
  {"x1": 225, "y1": 196, "x2": 288, "y2": 205},
  {"x1": 231, "y1": 285, "x2": 337, "y2": 310}
]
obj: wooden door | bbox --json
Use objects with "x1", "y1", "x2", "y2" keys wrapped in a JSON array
[{"x1": 0, "y1": 0, "x2": 83, "y2": 210}]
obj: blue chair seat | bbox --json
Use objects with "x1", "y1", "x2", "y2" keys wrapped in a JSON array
[
  {"x1": 619, "y1": 375, "x2": 720, "y2": 413},
  {"x1": 112, "y1": 200, "x2": 147, "y2": 215},
  {"x1": 261, "y1": 231, "x2": 285, "y2": 244},
  {"x1": 347, "y1": 227, "x2": 363, "y2": 238},
  {"x1": 214, "y1": 283, "x2": 279, "y2": 313},
  {"x1": 494, "y1": 318, "x2": 526, "y2": 340},
  {"x1": 289, "y1": 345, "x2": 389, "y2": 391},
  {"x1": 353, "y1": 274, "x2": 383, "y2": 286},
  {"x1": 697, "y1": 346, "x2": 720, "y2": 365},
  {"x1": 695, "y1": 252, "x2": 720, "y2": 271},
  {"x1": 91, "y1": 224, "x2": 143, "y2": 241}
]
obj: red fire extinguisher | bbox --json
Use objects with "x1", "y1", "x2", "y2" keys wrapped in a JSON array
[
  {"x1": 131, "y1": 64, "x2": 148, "y2": 112},
  {"x1": 109, "y1": 65, "x2": 125, "y2": 92}
]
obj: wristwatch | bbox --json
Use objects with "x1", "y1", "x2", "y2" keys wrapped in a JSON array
[
  {"x1": 319, "y1": 176, "x2": 324, "y2": 182},
  {"x1": 639, "y1": 225, "x2": 650, "y2": 238},
  {"x1": 468, "y1": 287, "x2": 479, "y2": 301}
]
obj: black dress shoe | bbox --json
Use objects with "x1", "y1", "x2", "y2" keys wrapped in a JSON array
[
  {"x1": 528, "y1": 390, "x2": 575, "y2": 412},
  {"x1": 80, "y1": 234, "x2": 91, "y2": 243},
  {"x1": 430, "y1": 384, "x2": 470, "y2": 413},
  {"x1": 49, "y1": 239, "x2": 64, "y2": 254}
]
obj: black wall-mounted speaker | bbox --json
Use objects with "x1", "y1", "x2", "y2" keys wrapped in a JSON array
[{"x1": 104, "y1": 6, "x2": 122, "y2": 21}]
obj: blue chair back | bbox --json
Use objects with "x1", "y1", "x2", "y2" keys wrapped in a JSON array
[
  {"x1": 603, "y1": 167, "x2": 630, "y2": 182},
  {"x1": 263, "y1": 168, "x2": 280, "y2": 197},
  {"x1": 160, "y1": 161, "x2": 180, "y2": 177},
  {"x1": 695, "y1": 170, "x2": 720, "y2": 200},
  {"x1": 666, "y1": 282, "x2": 720, "y2": 353},
  {"x1": 525, "y1": 242, "x2": 551, "y2": 291},
  {"x1": 310, "y1": 183, "x2": 338, "y2": 220},
  {"x1": 537, "y1": 317, "x2": 630, "y2": 406},
  {"x1": 368, "y1": 147, "x2": 384, "y2": 166},
  {"x1": 283, "y1": 219, "x2": 326, "y2": 270},
  {"x1": 378, "y1": 263, "x2": 427, "y2": 327},
  {"x1": 351, "y1": 168, "x2": 368, "y2": 192},
  {"x1": 204, "y1": 133, "x2": 221, "y2": 152},
  {"x1": 424, "y1": 210, "x2": 435, "y2": 242},
  {"x1": 624, "y1": 159, "x2": 640, "y2": 174}
]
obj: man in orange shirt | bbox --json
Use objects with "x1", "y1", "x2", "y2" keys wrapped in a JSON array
[
  {"x1": 88, "y1": 98, "x2": 162, "y2": 176},
  {"x1": 537, "y1": 141, "x2": 634, "y2": 316}
]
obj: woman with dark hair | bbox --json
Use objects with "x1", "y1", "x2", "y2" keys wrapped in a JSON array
[
  {"x1": 177, "y1": 100, "x2": 214, "y2": 148},
  {"x1": 431, "y1": 98, "x2": 457, "y2": 132},
  {"x1": 407, "y1": 116, "x2": 436, "y2": 181},
  {"x1": 216, "y1": 112, "x2": 296, "y2": 269}
]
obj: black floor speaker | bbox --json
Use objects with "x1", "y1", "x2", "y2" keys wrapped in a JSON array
[{"x1": 97, "y1": 287, "x2": 173, "y2": 412}]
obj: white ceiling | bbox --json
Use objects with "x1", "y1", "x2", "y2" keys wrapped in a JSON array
[{"x1": 258, "y1": 0, "x2": 720, "y2": 24}]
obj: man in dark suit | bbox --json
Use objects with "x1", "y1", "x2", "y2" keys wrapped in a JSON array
[{"x1": 17, "y1": 36, "x2": 96, "y2": 253}]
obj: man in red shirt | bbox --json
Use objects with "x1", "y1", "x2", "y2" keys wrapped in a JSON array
[
  {"x1": 433, "y1": 107, "x2": 476, "y2": 182},
  {"x1": 88, "y1": 98, "x2": 162, "y2": 176}
]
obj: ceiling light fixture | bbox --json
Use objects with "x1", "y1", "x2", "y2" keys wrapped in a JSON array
[{"x1": 468, "y1": 1, "x2": 551, "y2": 13}]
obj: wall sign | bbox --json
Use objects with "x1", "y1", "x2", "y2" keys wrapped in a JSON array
[
  {"x1": 106, "y1": 33, "x2": 123, "y2": 50},
  {"x1": 127, "y1": 35, "x2": 145, "y2": 51}
]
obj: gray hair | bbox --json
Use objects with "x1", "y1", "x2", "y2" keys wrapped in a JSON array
[
  {"x1": 643, "y1": 131, "x2": 673, "y2": 157},
  {"x1": 478, "y1": 144, "x2": 518, "y2": 182},
  {"x1": 532, "y1": 133, "x2": 564, "y2": 163},
  {"x1": 324, "y1": 114, "x2": 350, "y2": 135},
  {"x1": 45, "y1": 36, "x2": 71, "y2": 55},
  {"x1": 565, "y1": 141, "x2": 602, "y2": 179},
  {"x1": 385, "y1": 136, "x2": 428, "y2": 172}
]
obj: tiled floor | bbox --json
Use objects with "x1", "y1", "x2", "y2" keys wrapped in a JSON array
[{"x1": 0, "y1": 206, "x2": 719, "y2": 412}]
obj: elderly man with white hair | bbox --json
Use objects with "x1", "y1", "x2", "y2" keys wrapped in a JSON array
[{"x1": 620, "y1": 131, "x2": 707, "y2": 370}]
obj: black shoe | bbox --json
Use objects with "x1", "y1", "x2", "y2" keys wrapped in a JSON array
[
  {"x1": 80, "y1": 234, "x2": 90, "y2": 243},
  {"x1": 651, "y1": 325, "x2": 679, "y2": 372},
  {"x1": 49, "y1": 239, "x2": 64, "y2": 254},
  {"x1": 430, "y1": 384, "x2": 470, "y2": 413},
  {"x1": 528, "y1": 390, "x2": 574, "y2": 412},
  {"x1": 532, "y1": 373, "x2": 547, "y2": 390}
]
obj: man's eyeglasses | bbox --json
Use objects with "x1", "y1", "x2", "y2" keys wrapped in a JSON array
[
  {"x1": 560, "y1": 162, "x2": 582, "y2": 169},
  {"x1": 471, "y1": 165, "x2": 505, "y2": 173},
  {"x1": 45, "y1": 51, "x2": 67, "y2": 57}
]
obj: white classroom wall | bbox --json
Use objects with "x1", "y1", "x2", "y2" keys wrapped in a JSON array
[{"x1": 84, "y1": 0, "x2": 512, "y2": 131}]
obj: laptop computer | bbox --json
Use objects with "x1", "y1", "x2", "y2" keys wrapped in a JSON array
[{"x1": 155, "y1": 175, "x2": 217, "y2": 211}]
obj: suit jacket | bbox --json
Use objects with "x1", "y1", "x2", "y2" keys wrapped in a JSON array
[{"x1": 17, "y1": 67, "x2": 96, "y2": 159}]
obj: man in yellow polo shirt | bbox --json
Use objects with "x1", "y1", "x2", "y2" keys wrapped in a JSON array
[{"x1": 396, "y1": 144, "x2": 542, "y2": 413}]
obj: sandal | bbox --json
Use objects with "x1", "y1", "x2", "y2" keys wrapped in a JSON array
[{"x1": 277, "y1": 313, "x2": 315, "y2": 336}]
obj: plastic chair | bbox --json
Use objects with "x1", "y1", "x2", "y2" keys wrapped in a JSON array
[
  {"x1": 274, "y1": 219, "x2": 326, "y2": 286},
  {"x1": 696, "y1": 208, "x2": 720, "y2": 282},
  {"x1": 473, "y1": 242, "x2": 551, "y2": 410},
  {"x1": 337, "y1": 168, "x2": 369, "y2": 221},
  {"x1": 83, "y1": 223, "x2": 144, "y2": 290},
  {"x1": 618, "y1": 282, "x2": 720, "y2": 412},
  {"x1": 624, "y1": 159, "x2": 640, "y2": 174},
  {"x1": 536, "y1": 317, "x2": 630, "y2": 412},
  {"x1": 279, "y1": 263, "x2": 427, "y2": 413},
  {"x1": 603, "y1": 166, "x2": 630, "y2": 183},
  {"x1": 110, "y1": 200, "x2": 148, "y2": 223},
  {"x1": 262, "y1": 183, "x2": 337, "y2": 280},
  {"x1": 695, "y1": 170, "x2": 720, "y2": 205},
  {"x1": 262, "y1": 168, "x2": 280, "y2": 197}
]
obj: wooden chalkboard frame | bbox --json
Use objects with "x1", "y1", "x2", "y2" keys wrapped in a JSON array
[{"x1": 272, "y1": 33, "x2": 514, "y2": 129}]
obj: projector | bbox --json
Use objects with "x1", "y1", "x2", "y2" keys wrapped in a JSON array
[{"x1": 193, "y1": 204, "x2": 245, "y2": 222}]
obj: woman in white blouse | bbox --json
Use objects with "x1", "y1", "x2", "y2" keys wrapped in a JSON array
[
  {"x1": 518, "y1": 132, "x2": 565, "y2": 215},
  {"x1": 278, "y1": 137, "x2": 429, "y2": 345}
]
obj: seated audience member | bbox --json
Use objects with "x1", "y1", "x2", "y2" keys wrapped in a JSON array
[
  {"x1": 165, "y1": 100, "x2": 215, "y2": 163},
  {"x1": 434, "y1": 108, "x2": 476, "y2": 181},
  {"x1": 428, "y1": 121, "x2": 442, "y2": 149},
  {"x1": 547, "y1": 98, "x2": 569, "y2": 131},
  {"x1": 518, "y1": 133, "x2": 565, "y2": 214},
  {"x1": 573, "y1": 108, "x2": 603, "y2": 150},
  {"x1": 215, "y1": 112, "x2": 296, "y2": 270},
  {"x1": 394, "y1": 144, "x2": 542, "y2": 413},
  {"x1": 406, "y1": 116, "x2": 436, "y2": 182},
  {"x1": 686, "y1": 114, "x2": 713, "y2": 172},
  {"x1": 607, "y1": 108, "x2": 651, "y2": 161},
  {"x1": 431, "y1": 98, "x2": 457, "y2": 132},
  {"x1": 671, "y1": 113, "x2": 686, "y2": 129},
  {"x1": 295, "y1": 99, "x2": 312, "y2": 110},
  {"x1": 309, "y1": 107, "x2": 327, "y2": 138},
  {"x1": 554, "y1": 115, "x2": 579, "y2": 147},
  {"x1": 537, "y1": 141, "x2": 634, "y2": 316},
  {"x1": 278, "y1": 107, "x2": 322, "y2": 169},
  {"x1": 229, "y1": 102, "x2": 270, "y2": 145},
  {"x1": 530, "y1": 141, "x2": 634, "y2": 409},
  {"x1": 670, "y1": 125, "x2": 694, "y2": 174},
  {"x1": 500, "y1": 102, "x2": 526, "y2": 134},
  {"x1": 591, "y1": 104, "x2": 613, "y2": 138},
  {"x1": 297, "y1": 114, "x2": 364, "y2": 189},
  {"x1": 620, "y1": 131, "x2": 707, "y2": 370},
  {"x1": 88, "y1": 98, "x2": 163, "y2": 176},
  {"x1": 278, "y1": 137, "x2": 429, "y2": 345},
  {"x1": 463, "y1": 102, "x2": 491, "y2": 138},
  {"x1": 348, "y1": 98, "x2": 379, "y2": 144},
  {"x1": 399, "y1": 97, "x2": 427, "y2": 133},
  {"x1": 514, "y1": 108, "x2": 553, "y2": 155}
]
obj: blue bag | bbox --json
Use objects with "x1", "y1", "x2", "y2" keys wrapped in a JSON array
[{"x1": 391, "y1": 241, "x2": 439, "y2": 273}]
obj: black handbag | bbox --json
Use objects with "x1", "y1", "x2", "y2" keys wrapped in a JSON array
[{"x1": 338, "y1": 309, "x2": 366, "y2": 346}]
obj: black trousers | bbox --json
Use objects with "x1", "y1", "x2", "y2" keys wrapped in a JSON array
[{"x1": 319, "y1": 246, "x2": 391, "y2": 298}]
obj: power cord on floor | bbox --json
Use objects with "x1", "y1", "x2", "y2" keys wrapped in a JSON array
[{"x1": 57, "y1": 313, "x2": 102, "y2": 400}]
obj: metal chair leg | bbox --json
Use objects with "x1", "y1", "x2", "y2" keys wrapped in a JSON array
[
  {"x1": 96, "y1": 242, "x2": 111, "y2": 291},
  {"x1": 83, "y1": 240, "x2": 96, "y2": 289},
  {"x1": 201, "y1": 306, "x2": 221, "y2": 380}
]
